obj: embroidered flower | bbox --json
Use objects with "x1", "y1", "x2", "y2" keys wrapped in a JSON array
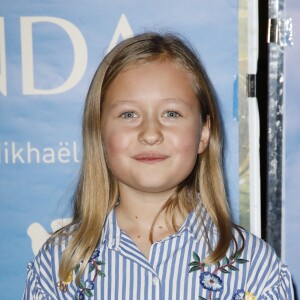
[
  {"x1": 76, "y1": 292, "x2": 85, "y2": 300},
  {"x1": 57, "y1": 248, "x2": 105, "y2": 299},
  {"x1": 57, "y1": 281, "x2": 68, "y2": 293},
  {"x1": 56, "y1": 271, "x2": 73, "y2": 292},
  {"x1": 74, "y1": 251, "x2": 105, "y2": 299},
  {"x1": 189, "y1": 250, "x2": 249, "y2": 299},
  {"x1": 245, "y1": 292, "x2": 256, "y2": 300},
  {"x1": 199, "y1": 272, "x2": 223, "y2": 292},
  {"x1": 84, "y1": 279, "x2": 94, "y2": 290},
  {"x1": 233, "y1": 289, "x2": 245, "y2": 299}
]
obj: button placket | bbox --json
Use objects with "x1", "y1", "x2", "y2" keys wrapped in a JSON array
[
  {"x1": 108, "y1": 238, "x2": 115, "y2": 248},
  {"x1": 152, "y1": 276, "x2": 159, "y2": 285}
]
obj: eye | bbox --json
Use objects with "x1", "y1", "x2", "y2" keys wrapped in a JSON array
[
  {"x1": 120, "y1": 111, "x2": 138, "y2": 119},
  {"x1": 164, "y1": 111, "x2": 181, "y2": 118}
]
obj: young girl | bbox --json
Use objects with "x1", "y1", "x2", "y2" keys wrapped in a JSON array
[{"x1": 23, "y1": 33, "x2": 294, "y2": 299}]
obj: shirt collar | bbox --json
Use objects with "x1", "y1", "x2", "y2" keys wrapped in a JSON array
[
  {"x1": 99, "y1": 208, "x2": 121, "y2": 251},
  {"x1": 99, "y1": 203, "x2": 216, "y2": 249},
  {"x1": 180, "y1": 204, "x2": 217, "y2": 241}
]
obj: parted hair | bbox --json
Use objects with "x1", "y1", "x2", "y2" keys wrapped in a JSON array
[{"x1": 55, "y1": 32, "x2": 238, "y2": 283}]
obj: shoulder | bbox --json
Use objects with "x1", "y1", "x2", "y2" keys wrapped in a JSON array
[
  {"x1": 23, "y1": 241, "x2": 57, "y2": 299},
  {"x1": 232, "y1": 227, "x2": 282, "y2": 270},
  {"x1": 36, "y1": 224, "x2": 75, "y2": 263},
  {"x1": 233, "y1": 227, "x2": 276, "y2": 257},
  {"x1": 23, "y1": 225, "x2": 75, "y2": 300},
  {"x1": 231, "y1": 227, "x2": 294, "y2": 298}
]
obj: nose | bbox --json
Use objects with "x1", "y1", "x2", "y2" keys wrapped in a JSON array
[{"x1": 138, "y1": 117, "x2": 164, "y2": 145}]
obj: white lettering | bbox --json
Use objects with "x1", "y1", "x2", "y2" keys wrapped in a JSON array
[
  {"x1": 27, "y1": 142, "x2": 40, "y2": 163},
  {"x1": 107, "y1": 14, "x2": 134, "y2": 53},
  {"x1": 0, "y1": 17, "x2": 7, "y2": 96},
  {"x1": 2, "y1": 142, "x2": 8, "y2": 163},
  {"x1": 12, "y1": 142, "x2": 25, "y2": 163},
  {"x1": 20, "y1": 17, "x2": 88, "y2": 95},
  {"x1": 4, "y1": 142, "x2": 9, "y2": 163},
  {"x1": 43, "y1": 148, "x2": 55, "y2": 163},
  {"x1": 58, "y1": 142, "x2": 71, "y2": 163},
  {"x1": 0, "y1": 141, "x2": 81, "y2": 164},
  {"x1": 73, "y1": 141, "x2": 80, "y2": 163}
]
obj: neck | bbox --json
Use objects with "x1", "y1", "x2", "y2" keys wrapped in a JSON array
[
  {"x1": 118, "y1": 185, "x2": 170, "y2": 222},
  {"x1": 116, "y1": 183, "x2": 186, "y2": 232},
  {"x1": 115, "y1": 183, "x2": 189, "y2": 256}
]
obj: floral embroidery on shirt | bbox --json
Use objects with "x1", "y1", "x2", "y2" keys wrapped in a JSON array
[
  {"x1": 232, "y1": 289, "x2": 245, "y2": 299},
  {"x1": 244, "y1": 292, "x2": 256, "y2": 300},
  {"x1": 232, "y1": 290, "x2": 256, "y2": 300},
  {"x1": 56, "y1": 248, "x2": 105, "y2": 299},
  {"x1": 75, "y1": 249, "x2": 106, "y2": 299},
  {"x1": 190, "y1": 251, "x2": 248, "y2": 300},
  {"x1": 57, "y1": 271, "x2": 73, "y2": 292},
  {"x1": 199, "y1": 272, "x2": 223, "y2": 292}
]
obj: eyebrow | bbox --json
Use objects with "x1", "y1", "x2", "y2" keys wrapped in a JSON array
[
  {"x1": 160, "y1": 98, "x2": 195, "y2": 109},
  {"x1": 162, "y1": 98, "x2": 191, "y2": 105},
  {"x1": 109, "y1": 98, "x2": 192, "y2": 108},
  {"x1": 109, "y1": 100, "x2": 137, "y2": 109}
]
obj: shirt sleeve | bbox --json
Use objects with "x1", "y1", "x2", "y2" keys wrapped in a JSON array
[
  {"x1": 22, "y1": 243, "x2": 57, "y2": 300},
  {"x1": 241, "y1": 231, "x2": 295, "y2": 300},
  {"x1": 259, "y1": 263, "x2": 295, "y2": 300}
]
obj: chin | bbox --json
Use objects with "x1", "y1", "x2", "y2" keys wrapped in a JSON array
[{"x1": 132, "y1": 182, "x2": 178, "y2": 194}]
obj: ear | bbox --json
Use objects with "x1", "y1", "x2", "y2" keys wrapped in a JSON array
[{"x1": 198, "y1": 116, "x2": 211, "y2": 154}]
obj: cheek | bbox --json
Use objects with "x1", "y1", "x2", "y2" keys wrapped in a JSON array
[
  {"x1": 102, "y1": 129, "x2": 130, "y2": 160},
  {"x1": 103, "y1": 133, "x2": 118, "y2": 154},
  {"x1": 180, "y1": 141, "x2": 199, "y2": 160},
  {"x1": 171, "y1": 127, "x2": 201, "y2": 155}
]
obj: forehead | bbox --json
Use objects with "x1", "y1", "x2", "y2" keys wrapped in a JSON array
[
  {"x1": 104, "y1": 60, "x2": 195, "y2": 99},
  {"x1": 123, "y1": 57, "x2": 195, "y2": 81},
  {"x1": 106, "y1": 59, "x2": 197, "y2": 95}
]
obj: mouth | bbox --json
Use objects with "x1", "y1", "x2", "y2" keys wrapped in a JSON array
[{"x1": 132, "y1": 152, "x2": 169, "y2": 164}]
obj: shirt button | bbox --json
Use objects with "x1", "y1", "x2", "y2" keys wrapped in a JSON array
[
  {"x1": 152, "y1": 277, "x2": 159, "y2": 285},
  {"x1": 108, "y1": 239, "x2": 115, "y2": 247}
]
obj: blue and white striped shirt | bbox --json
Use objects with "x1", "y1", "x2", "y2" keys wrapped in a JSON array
[{"x1": 23, "y1": 205, "x2": 294, "y2": 299}]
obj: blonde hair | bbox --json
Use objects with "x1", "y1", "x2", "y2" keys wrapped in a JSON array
[{"x1": 56, "y1": 32, "x2": 238, "y2": 283}]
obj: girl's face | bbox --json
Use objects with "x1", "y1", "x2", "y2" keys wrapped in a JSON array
[{"x1": 101, "y1": 59, "x2": 210, "y2": 195}]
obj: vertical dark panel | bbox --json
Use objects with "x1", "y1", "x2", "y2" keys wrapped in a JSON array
[
  {"x1": 257, "y1": 0, "x2": 284, "y2": 257},
  {"x1": 266, "y1": 0, "x2": 285, "y2": 257},
  {"x1": 257, "y1": 0, "x2": 269, "y2": 242}
]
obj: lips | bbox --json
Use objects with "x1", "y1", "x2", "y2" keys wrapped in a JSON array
[{"x1": 132, "y1": 152, "x2": 169, "y2": 164}]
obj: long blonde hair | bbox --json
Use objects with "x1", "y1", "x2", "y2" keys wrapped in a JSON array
[{"x1": 57, "y1": 32, "x2": 237, "y2": 283}]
